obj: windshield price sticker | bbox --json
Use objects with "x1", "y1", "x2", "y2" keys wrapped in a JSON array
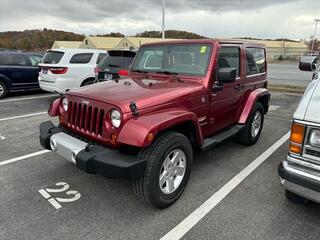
[{"x1": 200, "y1": 46, "x2": 207, "y2": 53}]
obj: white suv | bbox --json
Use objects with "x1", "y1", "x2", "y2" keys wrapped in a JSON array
[{"x1": 38, "y1": 48, "x2": 107, "y2": 93}]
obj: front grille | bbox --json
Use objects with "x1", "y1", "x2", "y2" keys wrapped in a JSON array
[
  {"x1": 67, "y1": 101, "x2": 105, "y2": 136},
  {"x1": 305, "y1": 148, "x2": 320, "y2": 158}
]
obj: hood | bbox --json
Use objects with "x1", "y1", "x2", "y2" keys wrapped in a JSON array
[
  {"x1": 67, "y1": 77, "x2": 205, "y2": 113},
  {"x1": 294, "y1": 78, "x2": 320, "y2": 123}
]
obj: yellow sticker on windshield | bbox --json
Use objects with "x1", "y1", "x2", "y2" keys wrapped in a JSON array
[{"x1": 200, "y1": 46, "x2": 207, "y2": 53}]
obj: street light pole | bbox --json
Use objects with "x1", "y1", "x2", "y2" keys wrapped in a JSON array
[
  {"x1": 162, "y1": 0, "x2": 165, "y2": 39},
  {"x1": 311, "y1": 19, "x2": 320, "y2": 52}
]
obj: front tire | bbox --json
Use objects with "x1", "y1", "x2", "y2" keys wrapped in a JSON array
[
  {"x1": 237, "y1": 102, "x2": 264, "y2": 145},
  {"x1": 285, "y1": 189, "x2": 308, "y2": 204},
  {"x1": 0, "y1": 81, "x2": 8, "y2": 99},
  {"x1": 133, "y1": 131, "x2": 193, "y2": 209}
]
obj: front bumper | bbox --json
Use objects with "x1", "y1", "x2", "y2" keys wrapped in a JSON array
[
  {"x1": 278, "y1": 155, "x2": 320, "y2": 203},
  {"x1": 39, "y1": 121, "x2": 146, "y2": 179}
]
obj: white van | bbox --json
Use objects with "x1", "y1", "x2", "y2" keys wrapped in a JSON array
[{"x1": 38, "y1": 48, "x2": 107, "y2": 93}]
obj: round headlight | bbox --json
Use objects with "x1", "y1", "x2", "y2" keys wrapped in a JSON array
[
  {"x1": 62, "y1": 97, "x2": 68, "y2": 112},
  {"x1": 310, "y1": 129, "x2": 320, "y2": 147},
  {"x1": 110, "y1": 110, "x2": 121, "y2": 128}
]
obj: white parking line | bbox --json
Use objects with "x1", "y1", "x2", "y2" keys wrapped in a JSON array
[
  {"x1": 0, "y1": 150, "x2": 50, "y2": 166},
  {"x1": 0, "y1": 94, "x2": 57, "y2": 103},
  {"x1": 160, "y1": 131, "x2": 291, "y2": 240},
  {"x1": 0, "y1": 112, "x2": 47, "y2": 122}
]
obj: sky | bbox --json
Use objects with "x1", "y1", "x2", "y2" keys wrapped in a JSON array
[{"x1": 0, "y1": 0, "x2": 319, "y2": 39}]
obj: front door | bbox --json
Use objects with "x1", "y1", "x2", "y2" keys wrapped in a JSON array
[{"x1": 207, "y1": 44, "x2": 244, "y2": 135}]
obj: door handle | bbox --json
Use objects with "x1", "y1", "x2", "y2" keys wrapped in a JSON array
[{"x1": 234, "y1": 84, "x2": 244, "y2": 90}]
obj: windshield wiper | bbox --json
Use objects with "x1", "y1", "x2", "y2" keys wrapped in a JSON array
[{"x1": 157, "y1": 71, "x2": 183, "y2": 82}]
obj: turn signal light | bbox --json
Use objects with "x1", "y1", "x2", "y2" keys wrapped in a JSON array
[
  {"x1": 289, "y1": 143, "x2": 302, "y2": 154},
  {"x1": 289, "y1": 123, "x2": 305, "y2": 155},
  {"x1": 290, "y1": 123, "x2": 305, "y2": 144}
]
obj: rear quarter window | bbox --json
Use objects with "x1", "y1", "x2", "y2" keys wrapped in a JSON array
[
  {"x1": 42, "y1": 51, "x2": 64, "y2": 64},
  {"x1": 69, "y1": 53, "x2": 94, "y2": 64},
  {"x1": 245, "y1": 48, "x2": 266, "y2": 76}
]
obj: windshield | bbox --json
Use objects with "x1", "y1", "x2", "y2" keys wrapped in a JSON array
[{"x1": 131, "y1": 44, "x2": 212, "y2": 76}]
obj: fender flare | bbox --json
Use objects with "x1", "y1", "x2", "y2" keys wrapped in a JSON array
[
  {"x1": 117, "y1": 109, "x2": 203, "y2": 147},
  {"x1": 48, "y1": 98, "x2": 62, "y2": 117},
  {"x1": 237, "y1": 88, "x2": 270, "y2": 124}
]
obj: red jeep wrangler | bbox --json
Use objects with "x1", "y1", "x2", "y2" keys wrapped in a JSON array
[{"x1": 40, "y1": 39, "x2": 270, "y2": 208}]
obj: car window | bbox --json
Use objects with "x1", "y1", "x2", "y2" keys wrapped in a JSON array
[
  {"x1": 98, "y1": 56, "x2": 134, "y2": 69},
  {"x1": 0, "y1": 53, "x2": 30, "y2": 66},
  {"x1": 96, "y1": 53, "x2": 108, "y2": 64},
  {"x1": 131, "y1": 44, "x2": 212, "y2": 76},
  {"x1": 42, "y1": 51, "x2": 64, "y2": 64},
  {"x1": 246, "y1": 48, "x2": 266, "y2": 76},
  {"x1": 218, "y1": 47, "x2": 240, "y2": 77},
  {"x1": 69, "y1": 53, "x2": 94, "y2": 64},
  {"x1": 28, "y1": 55, "x2": 42, "y2": 66}
]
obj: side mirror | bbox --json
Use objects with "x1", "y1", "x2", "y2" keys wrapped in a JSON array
[
  {"x1": 299, "y1": 56, "x2": 318, "y2": 72},
  {"x1": 218, "y1": 67, "x2": 237, "y2": 83}
]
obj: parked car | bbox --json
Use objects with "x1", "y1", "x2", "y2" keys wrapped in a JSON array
[
  {"x1": 38, "y1": 48, "x2": 107, "y2": 94},
  {"x1": 0, "y1": 51, "x2": 42, "y2": 98},
  {"x1": 39, "y1": 39, "x2": 270, "y2": 208},
  {"x1": 95, "y1": 49, "x2": 136, "y2": 81},
  {"x1": 279, "y1": 56, "x2": 320, "y2": 204}
]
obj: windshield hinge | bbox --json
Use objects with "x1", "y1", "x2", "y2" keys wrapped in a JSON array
[{"x1": 130, "y1": 101, "x2": 139, "y2": 116}]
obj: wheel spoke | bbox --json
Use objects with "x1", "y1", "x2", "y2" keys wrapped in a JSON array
[
  {"x1": 159, "y1": 172, "x2": 168, "y2": 187},
  {"x1": 167, "y1": 178, "x2": 175, "y2": 192},
  {"x1": 171, "y1": 151, "x2": 180, "y2": 165}
]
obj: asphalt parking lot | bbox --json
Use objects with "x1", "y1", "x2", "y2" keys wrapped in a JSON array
[{"x1": 1, "y1": 88, "x2": 319, "y2": 240}]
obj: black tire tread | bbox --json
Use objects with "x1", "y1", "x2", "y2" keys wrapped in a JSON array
[
  {"x1": 285, "y1": 189, "x2": 308, "y2": 204},
  {"x1": 133, "y1": 131, "x2": 192, "y2": 208}
]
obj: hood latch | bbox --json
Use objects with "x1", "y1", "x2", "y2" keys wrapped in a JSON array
[{"x1": 130, "y1": 101, "x2": 139, "y2": 117}]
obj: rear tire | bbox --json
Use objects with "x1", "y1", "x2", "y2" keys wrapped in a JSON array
[
  {"x1": 237, "y1": 102, "x2": 264, "y2": 145},
  {"x1": 285, "y1": 189, "x2": 308, "y2": 204},
  {"x1": 0, "y1": 81, "x2": 8, "y2": 99},
  {"x1": 81, "y1": 79, "x2": 95, "y2": 87},
  {"x1": 133, "y1": 131, "x2": 193, "y2": 209}
]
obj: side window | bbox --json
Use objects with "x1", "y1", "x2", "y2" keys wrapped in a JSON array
[
  {"x1": 69, "y1": 53, "x2": 93, "y2": 64},
  {"x1": 245, "y1": 48, "x2": 266, "y2": 76},
  {"x1": 96, "y1": 53, "x2": 108, "y2": 64},
  {"x1": 218, "y1": 47, "x2": 240, "y2": 77},
  {"x1": 13, "y1": 54, "x2": 30, "y2": 66},
  {"x1": 0, "y1": 54, "x2": 10, "y2": 65}
]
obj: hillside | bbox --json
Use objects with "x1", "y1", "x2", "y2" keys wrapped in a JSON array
[
  {"x1": 0, "y1": 29, "x2": 84, "y2": 51},
  {"x1": 135, "y1": 30, "x2": 207, "y2": 39}
]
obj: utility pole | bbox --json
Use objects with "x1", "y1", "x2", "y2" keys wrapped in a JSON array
[
  {"x1": 311, "y1": 19, "x2": 320, "y2": 52},
  {"x1": 162, "y1": 0, "x2": 165, "y2": 39}
]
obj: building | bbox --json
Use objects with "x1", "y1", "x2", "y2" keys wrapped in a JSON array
[
  {"x1": 52, "y1": 41, "x2": 82, "y2": 49},
  {"x1": 80, "y1": 36, "x2": 175, "y2": 50},
  {"x1": 80, "y1": 37, "x2": 123, "y2": 50},
  {"x1": 236, "y1": 39, "x2": 308, "y2": 61}
]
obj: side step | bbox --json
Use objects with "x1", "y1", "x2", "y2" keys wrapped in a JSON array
[{"x1": 201, "y1": 124, "x2": 244, "y2": 152}]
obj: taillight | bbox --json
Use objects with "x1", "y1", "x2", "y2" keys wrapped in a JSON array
[
  {"x1": 118, "y1": 69, "x2": 128, "y2": 77},
  {"x1": 289, "y1": 123, "x2": 305, "y2": 154},
  {"x1": 49, "y1": 67, "x2": 68, "y2": 74},
  {"x1": 94, "y1": 66, "x2": 101, "y2": 75}
]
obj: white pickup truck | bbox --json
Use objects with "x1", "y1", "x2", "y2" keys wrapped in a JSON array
[{"x1": 279, "y1": 56, "x2": 320, "y2": 204}]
